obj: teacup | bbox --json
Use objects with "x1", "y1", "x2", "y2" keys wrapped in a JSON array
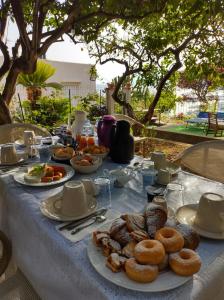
[
  {"x1": 54, "y1": 181, "x2": 88, "y2": 217},
  {"x1": 194, "y1": 193, "x2": 224, "y2": 233},
  {"x1": 23, "y1": 130, "x2": 35, "y2": 146},
  {"x1": 151, "y1": 151, "x2": 166, "y2": 170},
  {"x1": 0, "y1": 143, "x2": 18, "y2": 164},
  {"x1": 81, "y1": 179, "x2": 99, "y2": 196}
]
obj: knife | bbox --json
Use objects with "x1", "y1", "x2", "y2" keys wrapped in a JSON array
[{"x1": 58, "y1": 208, "x2": 107, "y2": 231}]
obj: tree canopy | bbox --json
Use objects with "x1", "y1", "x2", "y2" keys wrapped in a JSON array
[
  {"x1": 0, "y1": 0, "x2": 168, "y2": 124},
  {"x1": 89, "y1": 0, "x2": 224, "y2": 123}
]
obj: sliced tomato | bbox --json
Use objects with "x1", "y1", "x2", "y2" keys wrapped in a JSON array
[
  {"x1": 52, "y1": 166, "x2": 66, "y2": 173},
  {"x1": 53, "y1": 175, "x2": 61, "y2": 181},
  {"x1": 41, "y1": 176, "x2": 53, "y2": 183},
  {"x1": 54, "y1": 171, "x2": 63, "y2": 178}
]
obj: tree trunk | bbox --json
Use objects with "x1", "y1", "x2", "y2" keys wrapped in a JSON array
[
  {"x1": 26, "y1": 87, "x2": 42, "y2": 109},
  {"x1": 0, "y1": 99, "x2": 12, "y2": 125},
  {"x1": 0, "y1": 57, "x2": 38, "y2": 124}
]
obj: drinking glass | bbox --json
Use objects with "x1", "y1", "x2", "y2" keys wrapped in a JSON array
[
  {"x1": 164, "y1": 183, "x2": 184, "y2": 213},
  {"x1": 37, "y1": 145, "x2": 51, "y2": 163},
  {"x1": 94, "y1": 177, "x2": 111, "y2": 209}
]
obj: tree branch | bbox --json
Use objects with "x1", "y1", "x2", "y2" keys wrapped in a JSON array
[
  {"x1": 0, "y1": 40, "x2": 10, "y2": 78},
  {"x1": 10, "y1": 0, "x2": 31, "y2": 52}
]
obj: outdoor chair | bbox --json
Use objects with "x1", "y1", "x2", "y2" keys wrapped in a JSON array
[
  {"x1": 206, "y1": 113, "x2": 224, "y2": 137},
  {"x1": 0, "y1": 230, "x2": 41, "y2": 300},
  {"x1": 185, "y1": 111, "x2": 208, "y2": 127},
  {"x1": 175, "y1": 140, "x2": 224, "y2": 183},
  {"x1": 0, "y1": 123, "x2": 51, "y2": 144},
  {"x1": 112, "y1": 114, "x2": 148, "y2": 157}
]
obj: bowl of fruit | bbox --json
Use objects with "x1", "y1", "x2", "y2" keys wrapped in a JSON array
[
  {"x1": 82, "y1": 145, "x2": 109, "y2": 159},
  {"x1": 70, "y1": 154, "x2": 102, "y2": 174}
]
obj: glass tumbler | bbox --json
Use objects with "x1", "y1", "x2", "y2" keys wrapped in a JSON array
[
  {"x1": 164, "y1": 183, "x2": 184, "y2": 214},
  {"x1": 94, "y1": 177, "x2": 111, "y2": 209},
  {"x1": 37, "y1": 145, "x2": 51, "y2": 163}
]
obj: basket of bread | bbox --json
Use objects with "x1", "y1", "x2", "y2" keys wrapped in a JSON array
[
  {"x1": 92, "y1": 202, "x2": 201, "y2": 284},
  {"x1": 70, "y1": 154, "x2": 102, "y2": 174},
  {"x1": 82, "y1": 145, "x2": 109, "y2": 159},
  {"x1": 52, "y1": 147, "x2": 74, "y2": 160}
]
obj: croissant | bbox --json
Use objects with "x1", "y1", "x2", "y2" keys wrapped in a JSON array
[
  {"x1": 121, "y1": 214, "x2": 145, "y2": 232},
  {"x1": 130, "y1": 230, "x2": 149, "y2": 242},
  {"x1": 109, "y1": 218, "x2": 133, "y2": 247},
  {"x1": 122, "y1": 240, "x2": 137, "y2": 258},
  {"x1": 144, "y1": 203, "x2": 167, "y2": 238}
]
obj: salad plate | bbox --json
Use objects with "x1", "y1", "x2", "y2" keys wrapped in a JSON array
[{"x1": 13, "y1": 162, "x2": 75, "y2": 187}]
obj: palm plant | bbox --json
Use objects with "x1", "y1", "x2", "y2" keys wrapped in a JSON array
[{"x1": 17, "y1": 60, "x2": 62, "y2": 107}]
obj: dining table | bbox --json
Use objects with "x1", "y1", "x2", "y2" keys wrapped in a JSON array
[{"x1": 0, "y1": 156, "x2": 224, "y2": 300}]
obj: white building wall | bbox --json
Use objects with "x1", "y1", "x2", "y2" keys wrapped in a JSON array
[{"x1": 0, "y1": 57, "x2": 96, "y2": 105}]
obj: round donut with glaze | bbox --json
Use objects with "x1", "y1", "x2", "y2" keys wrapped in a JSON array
[
  {"x1": 169, "y1": 248, "x2": 201, "y2": 276},
  {"x1": 134, "y1": 240, "x2": 165, "y2": 265},
  {"x1": 125, "y1": 258, "x2": 158, "y2": 283},
  {"x1": 155, "y1": 227, "x2": 184, "y2": 253}
]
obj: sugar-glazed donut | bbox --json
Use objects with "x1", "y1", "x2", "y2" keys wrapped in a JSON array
[
  {"x1": 125, "y1": 258, "x2": 158, "y2": 283},
  {"x1": 155, "y1": 227, "x2": 184, "y2": 253},
  {"x1": 134, "y1": 240, "x2": 165, "y2": 265},
  {"x1": 169, "y1": 248, "x2": 201, "y2": 276}
]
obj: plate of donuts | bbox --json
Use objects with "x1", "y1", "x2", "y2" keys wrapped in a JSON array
[{"x1": 87, "y1": 221, "x2": 195, "y2": 292}]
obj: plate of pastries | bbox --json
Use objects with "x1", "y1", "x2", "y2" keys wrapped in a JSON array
[{"x1": 88, "y1": 202, "x2": 201, "y2": 292}]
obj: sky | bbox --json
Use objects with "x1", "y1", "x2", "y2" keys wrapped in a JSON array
[
  {"x1": 5, "y1": 21, "x2": 124, "y2": 87},
  {"x1": 47, "y1": 36, "x2": 125, "y2": 86}
]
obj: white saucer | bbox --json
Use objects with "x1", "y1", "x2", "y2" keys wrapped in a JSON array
[
  {"x1": 40, "y1": 192, "x2": 97, "y2": 221},
  {"x1": 176, "y1": 204, "x2": 224, "y2": 240},
  {"x1": 0, "y1": 157, "x2": 26, "y2": 167}
]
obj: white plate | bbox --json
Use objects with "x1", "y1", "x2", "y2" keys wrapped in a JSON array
[
  {"x1": 176, "y1": 204, "x2": 224, "y2": 240},
  {"x1": 40, "y1": 193, "x2": 97, "y2": 221},
  {"x1": 0, "y1": 157, "x2": 26, "y2": 167},
  {"x1": 13, "y1": 163, "x2": 75, "y2": 187},
  {"x1": 87, "y1": 222, "x2": 192, "y2": 292}
]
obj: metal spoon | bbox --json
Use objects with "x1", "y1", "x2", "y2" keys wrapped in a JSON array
[{"x1": 71, "y1": 215, "x2": 107, "y2": 235}]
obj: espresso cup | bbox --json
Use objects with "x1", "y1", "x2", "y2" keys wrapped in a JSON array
[
  {"x1": 81, "y1": 179, "x2": 99, "y2": 196},
  {"x1": 151, "y1": 151, "x2": 166, "y2": 170},
  {"x1": 0, "y1": 143, "x2": 18, "y2": 164},
  {"x1": 55, "y1": 181, "x2": 88, "y2": 217},
  {"x1": 23, "y1": 130, "x2": 35, "y2": 146},
  {"x1": 194, "y1": 193, "x2": 224, "y2": 233}
]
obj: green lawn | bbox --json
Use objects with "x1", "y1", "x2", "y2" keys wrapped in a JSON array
[{"x1": 162, "y1": 124, "x2": 224, "y2": 138}]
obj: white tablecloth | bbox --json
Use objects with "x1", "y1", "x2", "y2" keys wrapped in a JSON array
[{"x1": 0, "y1": 159, "x2": 224, "y2": 300}]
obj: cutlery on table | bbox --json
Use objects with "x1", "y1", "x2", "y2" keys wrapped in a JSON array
[
  {"x1": 58, "y1": 208, "x2": 107, "y2": 231},
  {"x1": 71, "y1": 215, "x2": 107, "y2": 235}
]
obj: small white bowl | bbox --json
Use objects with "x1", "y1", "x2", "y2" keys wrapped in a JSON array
[{"x1": 70, "y1": 156, "x2": 102, "y2": 174}]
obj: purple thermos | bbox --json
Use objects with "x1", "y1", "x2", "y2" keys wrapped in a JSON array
[{"x1": 97, "y1": 115, "x2": 116, "y2": 148}]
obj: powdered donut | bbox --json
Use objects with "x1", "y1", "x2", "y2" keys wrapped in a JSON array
[
  {"x1": 125, "y1": 258, "x2": 158, "y2": 283},
  {"x1": 155, "y1": 227, "x2": 184, "y2": 253},
  {"x1": 134, "y1": 240, "x2": 165, "y2": 265},
  {"x1": 169, "y1": 248, "x2": 201, "y2": 276}
]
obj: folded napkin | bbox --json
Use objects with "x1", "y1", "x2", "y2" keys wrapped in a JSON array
[
  {"x1": 56, "y1": 209, "x2": 120, "y2": 243},
  {"x1": 191, "y1": 252, "x2": 224, "y2": 300}
]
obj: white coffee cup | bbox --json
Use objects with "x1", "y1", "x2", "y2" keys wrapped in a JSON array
[
  {"x1": 157, "y1": 169, "x2": 171, "y2": 185},
  {"x1": 194, "y1": 193, "x2": 224, "y2": 233},
  {"x1": 23, "y1": 130, "x2": 35, "y2": 146},
  {"x1": 54, "y1": 181, "x2": 88, "y2": 217},
  {"x1": 81, "y1": 179, "x2": 99, "y2": 196},
  {"x1": 0, "y1": 143, "x2": 18, "y2": 164},
  {"x1": 151, "y1": 151, "x2": 166, "y2": 170}
]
